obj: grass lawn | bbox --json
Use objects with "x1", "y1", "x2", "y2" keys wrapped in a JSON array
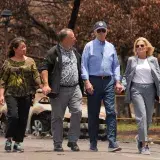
[{"x1": 117, "y1": 122, "x2": 160, "y2": 142}]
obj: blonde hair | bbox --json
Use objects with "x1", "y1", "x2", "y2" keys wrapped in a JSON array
[{"x1": 133, "y1": 37, "x2": 154, "y2": 56}]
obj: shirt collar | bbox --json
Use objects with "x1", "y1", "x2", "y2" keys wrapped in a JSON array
[
  {"x1": 59, "y1": 44, "x2": 73, "y2": 52},
  {"x1": 95, "y1": 38, "x2": 106, "y2": 45}
]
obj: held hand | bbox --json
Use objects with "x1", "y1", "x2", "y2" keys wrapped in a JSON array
[
  {"x1": 42, "y1": 85, "x2": 51, "y2": 95},
  {"x1": 0, "y1": 95, "x2": 5, "y2": 105},
  {"x1": 115, "y1": 82, "x2": 124, "y2": 94},
  {"x1": 84, "y1": 80, "x2": 94, "y2": 95},
  {"x1": 39, "y1": 84, "x2": 44, "y2": 89}
]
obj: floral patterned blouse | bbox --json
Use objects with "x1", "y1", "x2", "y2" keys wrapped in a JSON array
[{"x1": 0, "y1": 57, "x2": 41, "y2": 97}]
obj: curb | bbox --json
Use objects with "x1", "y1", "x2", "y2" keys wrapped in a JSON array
[{"x1": 153, "y1": 140, "x2": 160, "y2": 145}]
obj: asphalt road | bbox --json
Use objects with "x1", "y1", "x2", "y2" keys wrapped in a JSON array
[{"x1": 0, "y1": 137, "x2": 160, "y2": 160}]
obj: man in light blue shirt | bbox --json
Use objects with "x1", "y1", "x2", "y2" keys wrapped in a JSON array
[{"x1": 81, "y1": 21, "x2": 123, "y2": 152}]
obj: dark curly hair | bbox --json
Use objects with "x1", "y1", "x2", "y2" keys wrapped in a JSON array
[{"x1": 8, "y1": 37, "x2": 26, "y2": 58}]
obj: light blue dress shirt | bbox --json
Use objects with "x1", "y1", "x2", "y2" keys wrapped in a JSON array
[{"x1": 81, "y1": 38, "x2": 120, "y2": 81}]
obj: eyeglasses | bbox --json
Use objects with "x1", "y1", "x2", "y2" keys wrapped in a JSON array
[
  {"x1": 96, "y1": 29, "x2": 106, "y2": 33},
  {"x1": 136, "y1": 44, "x2": 145, "y2": 48}
]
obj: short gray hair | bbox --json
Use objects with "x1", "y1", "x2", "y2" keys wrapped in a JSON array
[{"x1": 58, "y1": 28, "x2": 73, "y2": 42}]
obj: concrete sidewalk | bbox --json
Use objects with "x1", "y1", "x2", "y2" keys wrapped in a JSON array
[{"x1": 0, "y1": 137, "x2": 160, "y2": 160}]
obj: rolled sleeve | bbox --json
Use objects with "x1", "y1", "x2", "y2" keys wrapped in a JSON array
[
  {"x1": 39, "y1": 57, "x2": 50, "y2": 72},
  {"x1": 81, "y1": 44, "x2": 90, "y2": 80},
  {"x1": 39, "y1": 51, "x2": 54, "y2": 73}
]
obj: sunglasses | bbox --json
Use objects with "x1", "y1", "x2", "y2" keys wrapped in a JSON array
[
  {"x1": 136, "y1": 44, "x2": 145, "y2": 48},
  {"x1": 96, "y1": 29, "x2": 106, "y2": 33}
]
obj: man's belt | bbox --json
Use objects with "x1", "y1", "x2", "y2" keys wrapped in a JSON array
[{"x1": 89, "y1": 75, "x2": 111, "y2": 79}]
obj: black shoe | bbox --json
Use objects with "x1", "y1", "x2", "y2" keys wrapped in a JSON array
[
  {"x1": 67, "y1": 142, "x2": 80, "y2": 151},
  {"x1": 54, "y1": 144, "x2": 64, "y2": 152},
  {"x1": 13, "y1": 143, "x2": 24, "y2": 153},
  {"x1": 5, "y1": 140, "x2": 12, "y2": 152},
  {"x1": 108, "y1": 146, "x2": 122, "y2": 152},
  {"x1": 135, "y1": 135, "x2": 142, "y2": 153},
  {"x1": 90, "y1": 142, "x2": 98, "y2": 152}
]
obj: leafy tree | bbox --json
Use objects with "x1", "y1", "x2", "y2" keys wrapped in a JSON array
[{"x1": 0, "y1": 0, "x2": 160, "y2": 65}]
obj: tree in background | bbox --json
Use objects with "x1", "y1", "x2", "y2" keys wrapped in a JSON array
[
  {"x1": 0, "y1": 0, "x2": 159, "y2": 116},
  {"x1": 68, "y1": 0, "x2": 81, "y2": 30},
  {"x1": 0, "y1": 0, "x2": 160, "y2": 67}
]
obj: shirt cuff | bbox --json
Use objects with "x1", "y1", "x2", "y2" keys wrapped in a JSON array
[
  {"x1": 81, "y1": 75, "x2": 89, "y2": 80},
  {"x1": 114, "y1": 75, "x2": 121, "y2": 81}
]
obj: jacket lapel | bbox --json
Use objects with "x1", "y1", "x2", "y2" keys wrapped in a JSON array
[
  {"x1": 131, "y1": 56, "x2": 138, "y2": 71},
  {"x1": 147, "y1": 56, "x2": 155, "y2": 71}
]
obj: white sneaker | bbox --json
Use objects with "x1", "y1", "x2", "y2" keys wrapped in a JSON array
[{"x1": 141, "y1": 146, "x2": 150, "y2": 155}]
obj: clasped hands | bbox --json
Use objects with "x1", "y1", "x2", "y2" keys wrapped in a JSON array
[{"x1": 41, "y1": 84, "x2": 51, "y2": 95}]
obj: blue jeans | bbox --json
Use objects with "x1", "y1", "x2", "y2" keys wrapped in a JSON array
[{"x1": 87, "y1": 76, "x2": 118, "y2": 148}]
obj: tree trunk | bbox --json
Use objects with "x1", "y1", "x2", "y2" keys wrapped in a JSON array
[{"x1": 68, "y1": 0, "x2": 81, "y2": 30}]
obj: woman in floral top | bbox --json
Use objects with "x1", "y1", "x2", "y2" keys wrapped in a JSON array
[{"x1": 0, "y1": 37, "x2": 41, "y2": 152}]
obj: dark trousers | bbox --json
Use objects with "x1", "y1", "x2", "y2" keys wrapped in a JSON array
[
  {"x1": 5, "y1": 95, "x2": 31, "y2": 142},
  {"x1": 87, "y1": 76, "x2": 118, "y2": 148}
]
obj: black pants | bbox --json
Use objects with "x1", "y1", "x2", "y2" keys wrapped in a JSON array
[{"x1": 5, "y1": 95, "x2": 31, "y2": 142}]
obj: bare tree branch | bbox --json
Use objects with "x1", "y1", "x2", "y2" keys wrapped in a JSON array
[{"x1": 68, "y1": 0, "x2": 81, "y2": 30}]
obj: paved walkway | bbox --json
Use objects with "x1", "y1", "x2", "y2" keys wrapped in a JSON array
[{"x1": 0, "y1": 137, "x2": 160, "y2": 160}]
